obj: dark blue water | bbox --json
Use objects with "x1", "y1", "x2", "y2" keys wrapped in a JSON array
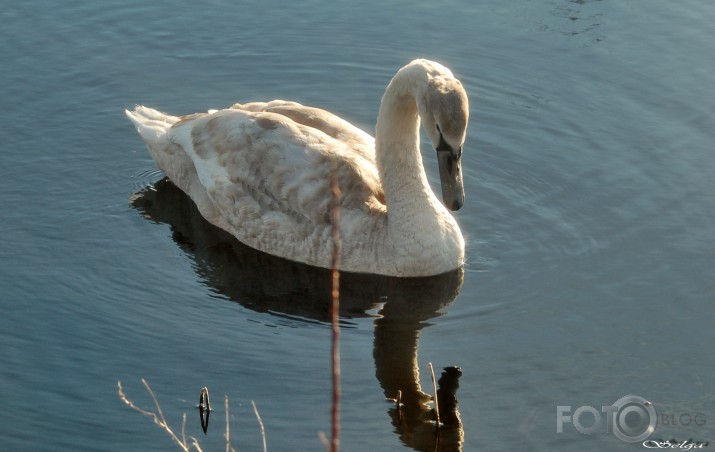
[{"x1": 1, "y1": 1, "x2": 713, "y2": 450}]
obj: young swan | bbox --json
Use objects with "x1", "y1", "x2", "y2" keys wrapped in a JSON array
[{"x1": 126, "y1": 59, "x2": 469, "y2": 277}]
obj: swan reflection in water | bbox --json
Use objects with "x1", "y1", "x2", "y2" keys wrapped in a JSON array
[{"x1": 131, "y1": 178, "x2": 466, "y2": 451}]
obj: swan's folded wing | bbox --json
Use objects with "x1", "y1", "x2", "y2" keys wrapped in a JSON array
[
  {"x1": 167, "y1": 109, "x2": 384, "y2": 238},
  {"x1": 232, "y1": 101, "x2": 375, "y2": 161}
]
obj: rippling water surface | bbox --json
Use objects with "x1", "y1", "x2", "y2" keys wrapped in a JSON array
[{"x1": 1, "y1": 1, "x2": 713, "y2": 450}]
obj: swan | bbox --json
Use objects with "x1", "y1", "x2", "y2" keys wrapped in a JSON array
[{"x1": 126, "y1": 59, "x2": 469, "y2": 277}]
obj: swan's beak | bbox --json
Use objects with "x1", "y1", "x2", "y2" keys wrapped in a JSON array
[{"x1": 436, "y1": 147, "x2": 464, "y2": 211}]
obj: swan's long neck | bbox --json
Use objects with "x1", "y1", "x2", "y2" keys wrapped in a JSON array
[
  {"x1": 371, "y1": 62, "x2": 465, "y2": 275},
  {"x1": 375, "y1": 73, "x2": 444, "y2": 233}
]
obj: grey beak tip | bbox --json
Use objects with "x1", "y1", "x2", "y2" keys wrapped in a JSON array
[{"x1": 447, "y1": 195, "x2": 464, "y2": 211}]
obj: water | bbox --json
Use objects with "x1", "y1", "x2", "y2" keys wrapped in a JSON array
[{"x1": 1, "y1": 0, "x2": 713, "y2": 450}]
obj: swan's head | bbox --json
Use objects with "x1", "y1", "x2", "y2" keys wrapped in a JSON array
[{"x1": 415, "y1": 61, "x2": 469, "y2": 211}]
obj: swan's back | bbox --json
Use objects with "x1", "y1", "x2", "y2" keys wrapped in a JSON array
[{"x1": 127, "y1": 103, "x2": 387, "y2": 271}]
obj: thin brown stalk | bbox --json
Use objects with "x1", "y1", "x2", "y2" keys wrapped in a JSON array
[{"x1": 329, "y1": 159, "x2": 341, "y2": 452}]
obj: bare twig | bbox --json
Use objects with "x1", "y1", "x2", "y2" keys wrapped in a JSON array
[
  {"x1": 143, "y1": 378, "x2": 170, "y2": 429},
  {"x1": 252, "y1": 400, "x2": 267, "y2": 452}
]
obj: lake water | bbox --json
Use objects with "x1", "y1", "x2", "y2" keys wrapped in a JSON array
[{"x1": 1, "y1": 0, "x2": 713, "y2": 450}]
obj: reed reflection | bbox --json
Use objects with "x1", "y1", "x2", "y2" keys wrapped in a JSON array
[{"x1": 132, "y1": 178, "x2": 466, "y2": 451}]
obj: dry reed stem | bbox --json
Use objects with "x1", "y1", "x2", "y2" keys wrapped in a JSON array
[
  {"x1": 182, "y1": 413, "x2": 188, "y2": 446},
  {"x1": 224, "y1": 395, "x2": 230, "y2": 452},
  {"x1": 318, "y1": 431, "x2": 328, "y2": 450},
  {"x1": 427, "y1": 363, "x2": 441, "y2": 430},
  {"x1": 117, "y1": 379, "x2": 202, "y2": 452},
  {"x1": 118, "y1": 380, "x2": 244, "y2": 452},
  {"x1": 252, "y1": 400, "x2": 268, "y2": 452}
]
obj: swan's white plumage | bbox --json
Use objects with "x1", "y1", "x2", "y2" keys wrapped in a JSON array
[{"x1": 127, "y1": 59, "x2": 469, "y2": 276}]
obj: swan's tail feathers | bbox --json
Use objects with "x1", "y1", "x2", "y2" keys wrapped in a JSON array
[{"x1": 125, "y1": 106, "x2": 180, "y2": 148}]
